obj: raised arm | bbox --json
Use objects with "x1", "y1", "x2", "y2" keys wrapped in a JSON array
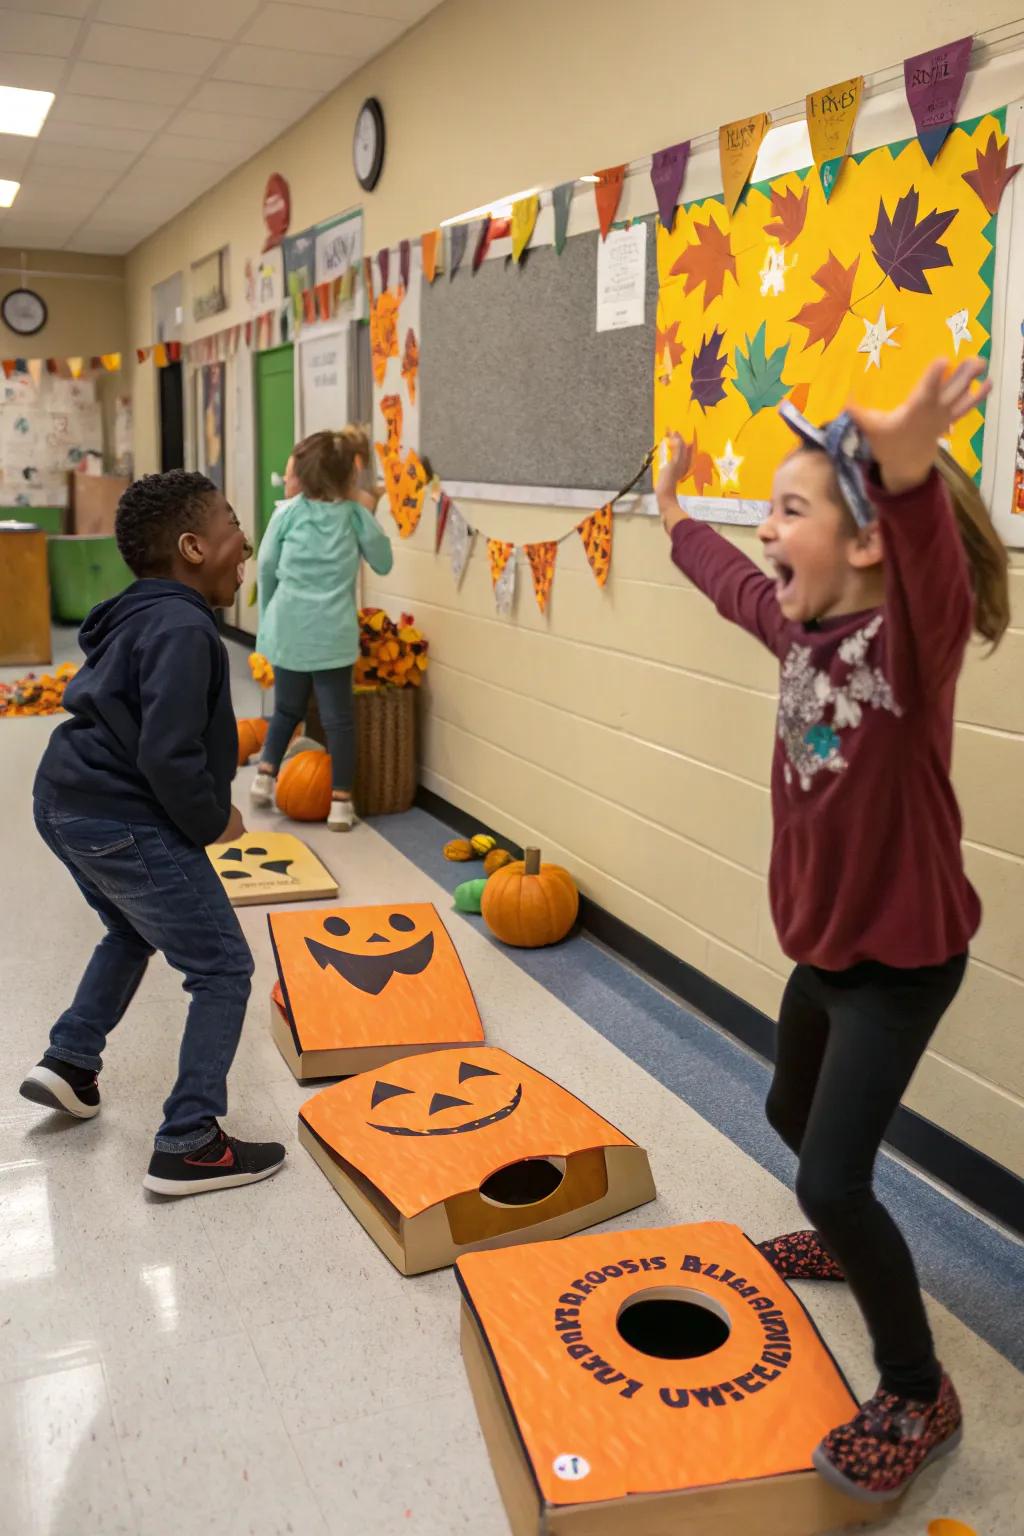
[
  {"x1": 353, "y1": 501, "x2": 394, "y2": 576},
  {"x1": 256, "y1": 500, "x2": 290, "y2": 624}
]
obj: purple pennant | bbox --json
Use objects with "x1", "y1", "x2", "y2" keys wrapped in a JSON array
[
  {"x1": 449, "y1": 223, "x2": 468, "y2": 279},
  {"x1": 904, "y1": 36, "x2": 972, "y2": 164},
  {"x1": 651, "y1": 141, "x2": 690, "y2": 231},
  {"x1": 399, "y1": 239, "x2": 410, "y2": 290},
  {"x1": 472, "y1": 216, "x2": 493, "y2": 271},
  {"x1": 377, "y1": 247, "x2": 390, "y2": 290}
]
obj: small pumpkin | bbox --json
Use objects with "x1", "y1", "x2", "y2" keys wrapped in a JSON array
[
  {"x1": 276, "y1": 749, "x2": 333, "y2": 822},
  {"x1": 444, "y1": 838, "x2": 474, "y2": 862},
  {"x1": 481, "y1": 847, "x2": 579, "y2": 948},
  {"x1": 237, "y1": 716, "x2": 269, "y2": 766},
  {"x1": 471, "y1": 833, "x2": 496, "y2": 856},
  {"x1": 453, "y1": 877, "x2": 488, "y2": 914},
  {"x1": 483, "y1": 847, "x2": 514, "y2": 876}
]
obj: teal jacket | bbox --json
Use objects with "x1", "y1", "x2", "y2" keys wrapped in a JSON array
[{"x1": 256, "y1": 495, "x2": 393, "y2": 672}]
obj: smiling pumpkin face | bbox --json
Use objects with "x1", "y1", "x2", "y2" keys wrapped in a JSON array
[
  {"x1": 369, "y1": 1058, "x2": 523, "y2": 1137},
  {"x1": 306, "y1": 908, "x2": 435, "y2": 996}
]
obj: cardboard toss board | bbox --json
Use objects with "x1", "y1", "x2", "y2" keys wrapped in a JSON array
[
  {"x1": 298, "y1": 1046, "x2": 655, "y2": 1273},
  {"x1": 456, "y1": 1221, "x2": 887, "y2": 1536},
  {"x1": 207, "y1": 831, "x2": 337, "y2": 907},
  {"x1": 268, "y1": 901, "x2": 484, "y2": 1079}
]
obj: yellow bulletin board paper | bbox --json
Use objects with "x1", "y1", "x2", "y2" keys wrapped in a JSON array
[
  {"x1": 207, "y1": 830, "x2": 338, "y2": 907},
  {"x1": 656, "y1": 113, "x2": 1002, "y2": 508}
]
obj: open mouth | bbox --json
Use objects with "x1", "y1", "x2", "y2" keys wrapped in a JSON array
[{"x1": 766, "y1": 556, "x2": 796, "y2": 603}]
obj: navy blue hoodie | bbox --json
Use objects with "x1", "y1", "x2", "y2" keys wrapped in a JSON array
[{"x1": 35, "y1": 580, "x2": 237, "y2": 848}]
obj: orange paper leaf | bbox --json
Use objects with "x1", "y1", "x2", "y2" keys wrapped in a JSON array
[
  {"x1": 401, "y1": 328, "x2": 419, "y2": 405},
  {"x1": 962, "y1": 131, "x2": 1021, "y2": 216},
  {"x1": 764, "y1": 184, "x2": 809, "y2": 247},
  {"x1": 669, "y1": 214, "x2": 736, "y2": 308},
  {"x1": 792, "y1": 252, "x2": 859, "y2": 351},
  {"x1": 369, "y1": 289, "x2": 399, "y2": 387}
]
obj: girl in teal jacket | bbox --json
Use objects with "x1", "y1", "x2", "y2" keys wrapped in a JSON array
[{"x1": 251, "y1": 429, "x2": 393, "y2": 831}]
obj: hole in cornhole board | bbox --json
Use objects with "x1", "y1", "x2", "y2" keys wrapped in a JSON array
[
  {"x1": 616, "y1": 1287, "x2": 732, "y2": 1360},
  {"x1": 479, "y1": 1156, "x2": 566, "y2": 1207}
]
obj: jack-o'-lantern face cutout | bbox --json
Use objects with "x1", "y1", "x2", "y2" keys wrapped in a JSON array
[
  {"x1": 368, "y1": 1059, "x2": 523, "y2": 1136},
  {"x1": 218, "y1": 844, "x2": 294, "y2": 884},
  {"x1": 306, "y1": 909, "x2": 434, "y2": 996}
]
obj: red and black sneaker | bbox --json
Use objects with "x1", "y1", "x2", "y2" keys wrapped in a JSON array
[
  {"x1": 144, "y1": 1124, "x2": 286, "y2": 1197},
  {"x1": 757, "y1": 1229, "x2": 845, "y2": 1282},
  {"x1": 813, "y1": 1371, "x2": 963, "y2": 1503},
  {"x1": 20, "y1": 1055, "x2": 100, "y2": 1119}
]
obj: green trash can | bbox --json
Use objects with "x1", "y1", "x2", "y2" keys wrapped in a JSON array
[{"x1": 48, "y1": 535, "x2": 133, "y2": 623}]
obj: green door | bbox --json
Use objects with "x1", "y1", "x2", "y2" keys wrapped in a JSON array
[{"x1": 254, "y1": 344, "x2": 295, "y2": 542}]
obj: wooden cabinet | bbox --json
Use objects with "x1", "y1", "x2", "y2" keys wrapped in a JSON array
[{"x1": 0, "y1": 525, "x2": 52, "y2": 666}]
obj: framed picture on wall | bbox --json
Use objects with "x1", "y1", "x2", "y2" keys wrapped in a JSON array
[
  {"x1": 198, "y1": 362, "x2": 226, "y2": 492},
  {"x1": 191, "y1": 248, "x2": 228, "y2": 322}
]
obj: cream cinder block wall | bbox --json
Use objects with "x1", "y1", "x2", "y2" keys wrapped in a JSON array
[
  {"x1": 124, "y1": 0, "x2": 1024, "y2": 1179},
  {"x1": 0, "y1": 248, "x2": 124, "y2": 357}
]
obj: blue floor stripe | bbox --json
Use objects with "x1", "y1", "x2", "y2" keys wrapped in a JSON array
[{"x1": 368, "y1": 805, "x2": 1024, "y2": 1373}]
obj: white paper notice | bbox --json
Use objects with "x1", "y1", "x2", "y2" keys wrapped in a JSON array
[{"x1": 596, "y1": 221, "x2": 647, "y2": 332}]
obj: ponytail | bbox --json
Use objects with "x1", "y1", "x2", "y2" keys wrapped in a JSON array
[{"x1": 936, "y1": 450, "x2": 1010, "y2": 651}]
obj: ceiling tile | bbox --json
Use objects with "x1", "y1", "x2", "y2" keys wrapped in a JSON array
[
  {"x1": 49, "y1": 95, "x2": 175, "y2": 132},
  {"x1": 7, "y1": 185, "x2": 101, "y2": 217},
  {"x1": 272, "y1": 0, "x2": 440, "y2": 16},
  {"x1": 187, "y1": 79, "x2": 320, "y2": 119},
  {"x1": 241, "y1": 3, "x2": 402, "y2": 58},
  {"x1": 0, "y1": 134, "x2": 33, "y2": 175},
  {"x1": 0, "y1": 52, "x2": 67, "y2": 91},
  {"x1": 79, "y1": 21, "x2": 223, "y2": 75},
  {"x1": 163, "y1": 108, "x2": 285, "y2": 145},
  {"x1": 95, "y1": 0, "x2": 261, "y2": 40},
  {"x1": 33, "y1": 140, "x2": 137, "y2": 172},
  {"x1": 2, "y1": 0, "x2": 90, "y2": 13},
  {"x1": 143, "y1": 134, "x2": 245, "y2": 167},
  {"x1": 40, "y1": 121, "x2": 155, "y2": 153},
  {"x1": 0, "y1": 10, "x2": 82, "y2": 56},
  {"x1": 21, "y1": 165, "x2": 121, "y2": 194},
  {"x1": 65, "y1": 59, "x2": 196, "y2": 106},
  {"x1": 213, "y1": 43, "x2": 353, "y2": 91},
  {"x1": 0, "y1": 219, "x2": 79, "y2": 245}
]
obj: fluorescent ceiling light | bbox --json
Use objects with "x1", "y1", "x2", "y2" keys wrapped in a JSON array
[
  {"x1": 0, "y1": 86, "x2": 55, "y2": 138},
  {"x1": 579, "y1": 174, "x2": 600, "y2": 183},
  {"x1": 0, "y1": 179, "x2": 20, "y2": 208}
]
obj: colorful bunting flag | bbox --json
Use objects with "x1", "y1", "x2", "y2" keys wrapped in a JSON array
[
  {"x1": 167, "y1": 341, "x2": 181, "y2": 362},
  {"x1": 302, "y1": 289, "x2": 316, "y2": 324},
  {"x1": 552, "y1": 182, "x2": 573, "y2": 254},
  {"x1": 449, "y1": 222, "x2": 468, "y2": 279},
  {"x1": 904, "y1": 36, "x2": 972, "y2": 164},
  {"x1": 400, "y1": 239, "x2": 411, "y2": 290},
  {"x1": 511, "y1": 194, "x2": 540, "y2": 263},
  {"x1": 422, "y1": 229, "x2": 441, "y2": 283},
  {"x1": 244, "y1": 321, "x2": 253, "y2": 347},
  {"x1": 362, "y1": 255, "x2": 374, "y2": 304},
  {"x1": 68, "y1": 356, "x2": 85, "y2": 379},
  {"x1": 651, "y1": 142, "x2": 690, "y2": 230},
  {"x1": 378, "y1": 247, "x2": 390, "y2": 290},
  {"x1": 807, "y1": 77, "x2": 863, "y2": 199},
  {"x1": 487, "y1": 539, "x2": 516, "y2": 617},
  {"x1": 448, "y1": 504, "x2": 475, "y2": 586},
  {"x1": 136, "y1": 347, "x2": 150, "y2": 364},
  {"x1": 577, "y1": 503, "x2": 613, "y2": 587},
  {"x1": 594, "y1": 166, "x2": 625, "y2": 239},
  {"x1": 472, "y1": 216, "x2": 493, "y2": 271},
  {"x1": 435, "y1": 490, "x2": 451, "y2": 552},
  {"x1": 525, "y1": 541, "x2": 557, "y2": 613},
  {"x1": 720, "y1": 112, "x2": 770, "y2": 215},
  {"x1": 315, "y1": 282, "x2": 331, "y2": 321}
]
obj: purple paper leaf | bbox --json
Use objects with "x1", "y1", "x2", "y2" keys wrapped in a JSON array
[
  {"x1": 870, "y1": 189, "x2": 955, "y2": 294},
  {"x1": 691, "y1": 328, "x2": 728, "y2": 411}
]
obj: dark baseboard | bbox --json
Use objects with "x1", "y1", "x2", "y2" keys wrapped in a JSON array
[
  {"x1": 417, "y1": 785, "x2": 1024, "y2": 1238},
  {"x1": 219, "y1": 619, "x2": 256, "y2": 648}
]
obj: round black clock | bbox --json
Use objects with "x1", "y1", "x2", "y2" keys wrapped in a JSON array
[
  {"x1": 2, "y1": 287, "x2": 47, "y2": 337},
  {"x1": 353, "y1": 97, "x2": 385, "y2": 192}
]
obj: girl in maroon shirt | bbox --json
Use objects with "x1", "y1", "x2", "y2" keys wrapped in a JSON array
[{"x1": 659, "y1": 359, "x2": 1009, "y2": 1504}]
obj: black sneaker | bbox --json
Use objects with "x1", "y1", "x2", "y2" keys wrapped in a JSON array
[
  {"x1": 20, "y1": 1055, "x2": 100, "y2": 1119},
  {"x1": 143, "y1": 1123, "x2": 286, "y2": 1197}
]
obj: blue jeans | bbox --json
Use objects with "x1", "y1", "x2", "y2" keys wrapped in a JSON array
[
  {"x1": 34, "y1": 803, "x2": 254, "y2": 1152},
  {"x1": 261, "y1": 665, "x2": 354, "y2": 791}
]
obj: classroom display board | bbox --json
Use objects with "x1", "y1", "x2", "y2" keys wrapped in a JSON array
[
  {"x1": 0, "y1": 374, "x2": 102, "y2": 509},
  {"x1": 420, "y1": 217, "x2": 657, "y2": 493},
  {"x1": 656, "y1": 114, "x2": 1002, "y2": 505}
]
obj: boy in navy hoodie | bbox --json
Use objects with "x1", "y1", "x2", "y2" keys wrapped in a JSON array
[{"x1": 21, "y1": 470, "x2": 286, "y2": 1197}]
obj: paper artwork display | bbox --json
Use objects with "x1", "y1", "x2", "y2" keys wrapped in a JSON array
[
  {"x1": 0, "y1": 373, "x2": 102, "y2": 509},
  {"x1": 904, "y1": 36, "x2": 972, "y2": 164},
  {"x1": 199, "y1": 363, "x2": 225, "y2": 492},
  {"x1": 807, "y1": 77, "x2": 863, "y2": 199},
  {"x1": 298, "y1": 331, "x2": 349, "y2": 438},
  {"x1": 596, "y1": 221, "x2": 647, "y2": 333},
  {"x1": 448, "y1": 504, "x2": 475, "y2": 587},
  {"x1": 372, "y1": 243, "x2": 423, "y2": 538},
  {"x1": 720, "y1": 113, "x2": 770, "y2": 215},
  {"x1": 655, "y1": 114, "x2": 1003, "y2": 509}
]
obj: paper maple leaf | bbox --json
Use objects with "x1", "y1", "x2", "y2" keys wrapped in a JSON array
[
  {"x1": 962, "y1": 131, "x2": 1022, "y2": 216},
  {"x1": 656, "y1": 318, "x2": 685, "y2": 376},
  {"x1": 870, "y1": 190, "x2": 954, "y2": 294},
  {"x1": 669, "y1": 216, "x2": 736, "y2": 307},
  {"x1": 792, "y1": 252, "x2": 859, "y2": 351},
  {"x1": 688, "y1": 433, "x2": 715, "y2": 495},
  {"x1": 733, "y1": 322, "x2": 790, "y2": 417},
  {"x1": 690, "y1": 327, "x2": 728, "y2": 411},
  {"x1": 764, "y1": 184, "x2": 809, "y2": 247}
]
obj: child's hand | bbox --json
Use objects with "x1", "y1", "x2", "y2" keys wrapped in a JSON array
[
  {"x1": 220, "y1": 805, "x2": 246, "y2": 843},
  {"x1": 656, "y1": 434, "x2": 692, "y2": 533},
  {"x1": 848, "y1": 359, "x2": 991, "y2": 495}
]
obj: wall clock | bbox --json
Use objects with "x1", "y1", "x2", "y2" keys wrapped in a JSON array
[
  {"x1": 353, "y1": 97, "x2": 385, "y2": 192},
  {"x1": 2, "y1": 288, "x2": 47, "y2": 337}
]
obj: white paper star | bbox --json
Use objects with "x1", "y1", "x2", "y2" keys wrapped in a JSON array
[
  {"x1": 858, "y1": 308, "x2": 900, "y2": 370},
  {"x1": 946, "y1": 309, "x2": 972, "y2": 357},
  {"x1": 759, "y1": 246, "x2": 788, "y2": 297},
  {"x1": 715, "y1": 440, "x2": 743, "y2": 488}
]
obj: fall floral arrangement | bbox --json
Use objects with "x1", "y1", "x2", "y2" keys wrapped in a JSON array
[
  {"x1": 248, "y1": 609, "x2": 429, "y2": 694},
  {"x1": 0, "y1": 662, "x2": 78, "y2": 718}
]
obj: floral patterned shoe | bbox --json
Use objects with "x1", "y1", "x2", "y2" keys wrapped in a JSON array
[
  {"x1": 813, "y1": 1372, "x2": 962, "y2": 1503},
  {"x1": 757, "y1": 1230, "x2": 845, "y2": 1281}
]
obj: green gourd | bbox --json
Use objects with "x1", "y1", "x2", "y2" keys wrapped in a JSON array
[{"x1": 453, "y1": 877, "x2": 489, "y2": 914}]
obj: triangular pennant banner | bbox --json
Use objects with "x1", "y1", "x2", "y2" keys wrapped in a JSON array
[
  {"x1": 511, "y1": 194, "x2": 540, "y2": 262},
  {"x1": 720, "y1": 112, "x2": 770, "y2": 215},
  {"x1": 577, "y1": 503, "x2": 613, "y2": 588},
  {"x1": 378, "y1": 247, "x2": 390, "y2": 290},
  {"x1": 136, "y1": 348, "x2": 150, "y2": 364},
  {"x1": 46, "y1": 357, "x2": 59, "y2": 375},
  {"x1": 167, "y1": 341, "x2": 181, "y2": 362},
  {"x1": 362, "y1": 255, "x2": 374, "y2": 304},
  {"x1": 488, "y1": 539, "x2": 516, "y2": 617},
  {"x1": 449, "y1": 222, "x2": 468, "y2": 279},
  {"x1": 651, "y1": 141, "x2": 690, "y2": 230},
  {"x1": 422, "y1": 230, "x2": 440, "y2": 283},
  {"x1": 472, "y1": 216, "x2": 493, "y2": 271},
  {"x1": 594, "y1": 166, "x2": 625, "y2": 240},
  {"x1": 904, "y1": 36, "x2": 972, "y2": 164},
  {"x1": 1, "y1": 359, "x2": 15, "y2": 379},
  {"x1": 525, "y1": 541, "x2": 557, "y2": 613},
  {"x1": 399, "y1": 239, "x2": 411, "y2": 290},
  {"x1": 100, "y1": 352, "x2": 121, "y2": 372},
  {"x1": 27, "y1": 358, "x2": 43, "y2": 387},
  {"x1": 807, "y1": 77, "x2": 863, "y2": 199},
  {"x1": 302, "y1": 288, "x2": 316, "y2": 324},
  {"x1": 552, "y1": 181, "x2": 573, "y2": 254},
  {"x1": 315, "y1": 282, "x2": 331, "y2": 321},
  {"x1": 435, "y1": 490, "x2": 451, "y2": 553},
  {"x1": 67, "y1": 355, "x2": 85, "y2": 378},
  {"x1": 448, "y1": 504, "x2": 475, "y2": 586}
]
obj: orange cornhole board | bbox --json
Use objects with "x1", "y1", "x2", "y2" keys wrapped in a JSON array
[
  {"x1": 268, "y1": 902, "x2": 484, "y2": 1079},
  {"x1": 298, "y1": 1046, "x2": 655, "y2": 1274},
  {"x1": 456, "y1": 1221, "x2": 888, "y2": 1536}
]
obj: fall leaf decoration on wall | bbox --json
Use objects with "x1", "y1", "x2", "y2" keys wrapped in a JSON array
[
  {"x1": 764, "y1": 185, "x2": 809, "y2": 246},
  {"x1": 395, "y1": 449, "x2": 429, "y2": 539},
  {"x1": 793, "y1": 253, "x2": 860, "y2": 351},
  {"x1": 369, "y1": 289, "x2": 399, "y2": 387},
  {"x1": 525, "y1": 542, "x2": 557, "y2": 613},
  {"x1": 401, "y1": 329, "x2": 420, "y2": 404},
  {"x1": 656, "y1": 318, "x2": 685, "y2": 384},
  {"x1": 577, "y1": 504, "x2": 613, "y2": 588},
  {"x1": 690, "y1": 327, "x2": 729, "y2": 410},
  {"x1": 380, "y1": 393, "x2": 403, "y2": 451},
  {"x1": 669, "y1": 213, "x2": 736, "y2": 307},
  {"x1": 961, "y1": 130, "x2": 1021, "y2": 216},
  {"x1": 869, "y1": 190, "x2": 954, "y2": 294},
  {"x1": 733, "y1": 322, "x2": 790, "y2": 418}
]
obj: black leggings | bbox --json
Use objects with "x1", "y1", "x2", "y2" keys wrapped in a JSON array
[
  {"x1": 766, "y1": 954, "x2": 966, "y2": 1402},
  {"x1": 261, "y1": 665, "x2": 355, "y2": 791}
]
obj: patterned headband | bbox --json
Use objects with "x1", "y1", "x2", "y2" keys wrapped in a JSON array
[{"x1": 777, "y1": 400, "x2": 876, "y2": 529}]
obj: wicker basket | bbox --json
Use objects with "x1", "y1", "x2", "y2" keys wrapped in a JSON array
[{"x1": 304, "y1": 685, "x2": 417, "y2": 817}]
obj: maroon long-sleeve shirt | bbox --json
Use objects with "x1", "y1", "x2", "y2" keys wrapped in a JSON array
[{"x1": 670, "y1": 470, "x2": 980, "y2": 971}]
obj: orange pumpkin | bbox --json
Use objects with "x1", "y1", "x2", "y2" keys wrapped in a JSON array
[
  {"x1": 481, "y1": 847, "x2": 578, "y2": 948},
  {"x1": 276, "y1": 749, "x2": 333, "y2": 822},
  {"x1": 237, "y1": 716, "x2": 268, "y2": 766}
]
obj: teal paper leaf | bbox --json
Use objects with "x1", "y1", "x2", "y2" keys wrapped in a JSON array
[{"x1": 733, "y1": 322, "x2": 790, "y2": 417}]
